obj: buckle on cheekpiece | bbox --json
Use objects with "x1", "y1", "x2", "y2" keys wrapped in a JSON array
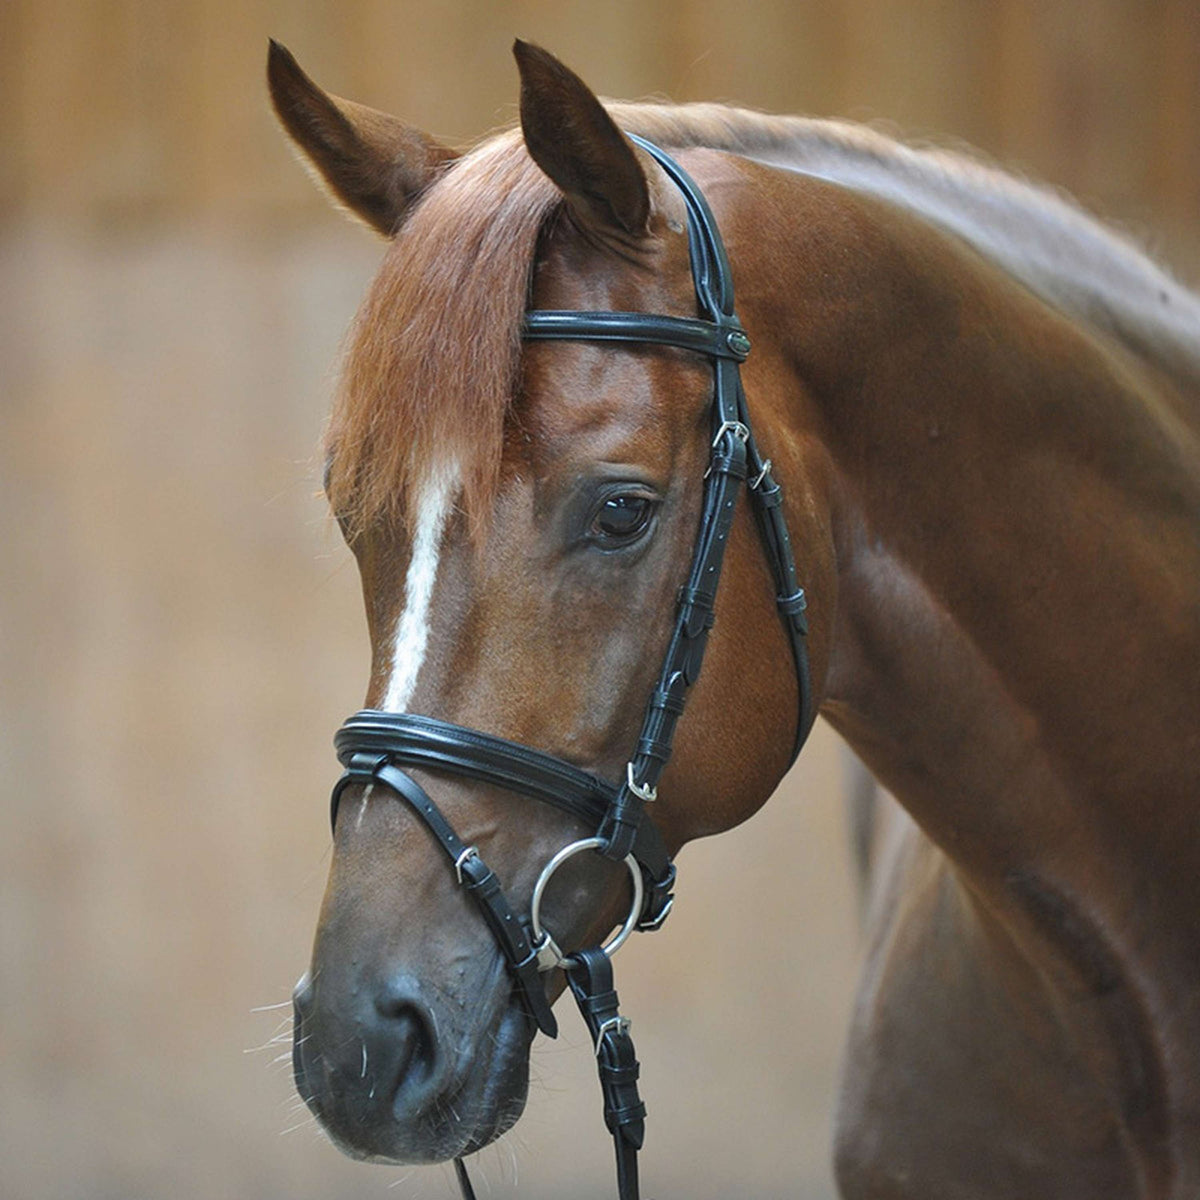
[
  {"x1": 625, "y1": 762, "x2": 657, "y2": 804},
  {"x1": 711, "y1": 419, "x2": 750, "y2": 449},
  {"x1": 637, "y1": 861, "x2": 677, "y2": 932}
]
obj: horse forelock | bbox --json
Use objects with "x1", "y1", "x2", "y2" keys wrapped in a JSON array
[{"x1": 326, "y1": 129, "x2": 561, "y2": 540}]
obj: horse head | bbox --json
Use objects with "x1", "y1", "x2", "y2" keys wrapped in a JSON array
[{"x1": 270, "y1": 39, "x2": 834, "y2": 1167}]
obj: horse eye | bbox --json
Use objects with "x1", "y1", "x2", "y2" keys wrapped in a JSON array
[{"x1": 590, "y1": 494, "x2": 655, "y2": 545}]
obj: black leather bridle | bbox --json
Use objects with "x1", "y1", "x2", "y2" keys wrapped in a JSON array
[{"x1": 329, "y1": 136, "x2": 814, "y2": 1200}]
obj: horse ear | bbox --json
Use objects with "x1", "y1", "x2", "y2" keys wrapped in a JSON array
[
  {"x1": 267, "y1": 40, "x2": 457, "y2": 237},
  {"x1": 514, "y1": 40, "x2": 650, "y2": 237}
]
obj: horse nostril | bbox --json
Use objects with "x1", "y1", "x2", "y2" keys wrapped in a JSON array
[{"x1": 372, "y1": 977, "x2": 439, "y2": 1101}]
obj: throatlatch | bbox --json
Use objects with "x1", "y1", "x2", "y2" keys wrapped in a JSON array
[{"x1": 329, "y1": 134, "x2": 813, "y2": 1200}]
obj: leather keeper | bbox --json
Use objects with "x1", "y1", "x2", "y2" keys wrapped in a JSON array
[
  {"x1": 329, "y1": 752, "x2": 388, "y2": 830},
  {"x1": 600, "y1": 1062, "x2": 641, "y2": 1085},
  {"x1": 755, "y1": 475, "x2": 783, "y2": 507},
  {"x1": 598, "y1": 792, "x2": 643, "y2": 862},
  {"x1": 637, "y1": 863, "x2": 676, "y2": 932},
  {"x1": 676, "y1": 585, "x2": 716, "y2": 639},
  {"x1": 578, "y1": 988, "x2": 620, "y2": 1018},
  {"x1": 605, "y1": 1102, "x2": 647, "y2": 1143},
  {"x1": 708, "y1": 447, "x2": 748, "y2": 479},
  {"x1": 648, "y1": 683, "x2": 687, "y2": 717},
  {"x1": 777, "y1": 588, "x2": 809, "y2": 634},
  {"x1": 459, "y1": 858, "x2": 500, "y2": 899},
  {"x1": 635, "y1": 733, "x2": 674, "y2": 765},
  {"x1": 681, "y1": 624, "x2": 712, "y2": 685}
]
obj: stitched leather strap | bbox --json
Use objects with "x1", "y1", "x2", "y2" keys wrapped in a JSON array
[
  {"x1": 453, "y1": 949, "x2": 648, "y2": 1200},
  {"x1": 599, "y1": 406, "x2": 748, "y2": 864},
  {"x1": 333, "y1": 711, "x2": 676, "y2": 929},
  {"x1": 633, "y1": 133, "x2": 812, "y2": 756},
  {"x1": 743, "y1": 425, "x2": 815, "y2": 756},
  {"x1": 453, "y1": 1158, "x2": 477, "y2": 1200},
  {"x1": 334, "y1": 712, "x2": 611, "y2": 825},
  {"x1": 332, "y1": 753, "x2": 559, "y2": 1038},
  {"x1": 568, "y1": 947, "x2": 646, "y2": 1200},
  {"x1": 524, "y1": 310, "x2": 750, "y2": 360},
  {"x1": 576, "y1": 136, "x2": 813, "y2": 866}
]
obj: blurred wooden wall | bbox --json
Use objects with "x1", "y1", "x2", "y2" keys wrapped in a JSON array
[
  {"x1": 3, "y1": 0, "x2": 1198, "y2": 268},
  {"x1": 2, "y1": 4, "x2": 1198, "y2": 1200}
]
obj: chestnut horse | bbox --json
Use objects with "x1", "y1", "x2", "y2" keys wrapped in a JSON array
[{"x1": 270, "y1": 40, "x2": 1200, "y2": 1199}]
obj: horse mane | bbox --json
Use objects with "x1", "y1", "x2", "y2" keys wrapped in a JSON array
[{"x1": 327, "y1": 101, "x2": 1200, "y2": 538}]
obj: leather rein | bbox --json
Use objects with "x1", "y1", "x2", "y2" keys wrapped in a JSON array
[{"x1": 329, "y1": 135, "x2": 813, "y2": 1200}]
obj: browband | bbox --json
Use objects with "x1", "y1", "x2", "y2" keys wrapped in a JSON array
[{"x1": 523, "y1": 311, "x2": 751, "y2": 360}]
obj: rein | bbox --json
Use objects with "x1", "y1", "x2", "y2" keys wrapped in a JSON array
[{"x1": 329, "y1": 135, "x2": 813, "y2": 1200}]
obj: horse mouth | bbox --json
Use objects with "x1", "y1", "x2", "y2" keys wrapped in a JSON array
[{"x1": 292, "y1": 967, "x2": 536, "y2": 1163}]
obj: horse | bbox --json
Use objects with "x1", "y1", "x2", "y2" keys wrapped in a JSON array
[{"x1": 269, "y1": 38, "x2": 1200, "y2": 1199}]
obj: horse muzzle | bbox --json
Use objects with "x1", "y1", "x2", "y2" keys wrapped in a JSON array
[{"x1": 291, "y1": 964, "x2": 533, "y2": 1162}]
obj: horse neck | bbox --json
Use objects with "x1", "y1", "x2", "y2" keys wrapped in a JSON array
[
  {"x1": 739, "y1": 162, "x2": 1200, "y2": 925},
  {"x1": 744, "y1": 130, "x2": 1200, "y2": 396}
]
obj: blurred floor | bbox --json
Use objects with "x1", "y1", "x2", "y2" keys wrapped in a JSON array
[{"x1": 0, "y1": 219, "x2": 860, "y2": 1199}]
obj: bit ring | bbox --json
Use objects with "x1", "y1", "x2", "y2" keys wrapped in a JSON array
[{"x1": 529, "y1": 837, "x2": 644, "y2": 970}]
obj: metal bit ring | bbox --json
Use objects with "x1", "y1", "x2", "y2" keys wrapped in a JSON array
[{"x1": 529, "y1": 837, "x2": 644, "y2": 971}]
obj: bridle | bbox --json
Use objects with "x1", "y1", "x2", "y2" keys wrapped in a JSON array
[{"x1": 328, "y1": 135, "x2": 814, "y2": 1200}]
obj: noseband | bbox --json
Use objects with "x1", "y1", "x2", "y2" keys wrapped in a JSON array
[{"x1": 329, "y1": 135, "x2": 813, "y2": 1200}]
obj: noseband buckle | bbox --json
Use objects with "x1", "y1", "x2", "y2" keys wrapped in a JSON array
[
  {"x1": 453, "y1": 845, "x2": 480, "y2": 885},
  {"x1": 625, "y1": 762, "x2": 657, "y2": 804}
]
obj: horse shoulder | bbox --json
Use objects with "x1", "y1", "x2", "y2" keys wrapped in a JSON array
[{"x1": 834, "y1": 805, "x2": 1144, "y2": 1200}]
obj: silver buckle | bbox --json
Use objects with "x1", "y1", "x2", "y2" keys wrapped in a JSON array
[
  {"x1": 711, "y1": 420, "x2": 750, "y2": 449},
  {"x1": 749, "y1": 457, "x2": 772, "y2": 490},
  {"x1": 625, "y1": 762, "x2": 657, "y2": 803},
  {"x1": 638, "y1": 894, "x2": 675, "y2": 931},
  {"x1": 453, "y1": 845, "x2": 479, "y2": 885},
  {"x1": 594, "y1": 1015, "x2": 631, "y2": 1056}
]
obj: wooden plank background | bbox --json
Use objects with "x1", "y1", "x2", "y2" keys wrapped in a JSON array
[
  {"x1": 2, "y1": 3, "x2": 1197, "y2": 1199},
  {"x1": 2, "y1": 0, "x2": 1197, "y2": 264}
]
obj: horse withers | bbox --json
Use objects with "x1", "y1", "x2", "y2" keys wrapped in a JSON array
[{"x1": 270, "y1": 39, "x2": 1200, "y2": 1199}]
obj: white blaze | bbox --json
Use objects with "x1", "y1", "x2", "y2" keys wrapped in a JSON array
[{"x1": 382, "y1": 464, "x2": 459, "y2": 713}]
